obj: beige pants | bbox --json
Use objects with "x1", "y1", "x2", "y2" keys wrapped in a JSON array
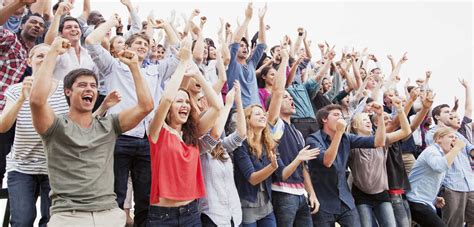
[{"x1": 48, "y1": 207, "x2": 126, "y2": 227}]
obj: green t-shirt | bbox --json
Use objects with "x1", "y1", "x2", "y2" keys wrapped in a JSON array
[{"x1": 40, "y1": 114, "x2": 122, "y2": 214}]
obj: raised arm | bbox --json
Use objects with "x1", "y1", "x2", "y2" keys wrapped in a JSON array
[
  {"x1": 372, "y1": 103, "x2": 386, "y2": 147},
  {"x1": 460, "y1": 78, "x2": 472, "y2": 118},
  {"x1": 78, "y1": 0, "x2": 91, "y2": 21},
  {"x1": 85, "y1": 14, "x2": 120, "y2": 45},
  {"x1": 0, "y1": 77, "x2": 33, "y2": 133},
  {"x1": 0, "y1": 0, "x2": 30, "y2": 26},
  {"x1": 322, "y1": 119, "x2": 346, "y2": 167},
  {"x1": 233, "y1": 3, "x2": 252, "y2": 43},
  {"x1": 257, "y1": 3, "x2": 267, "y2": 44},
  {"x1": 386, "y1": 98, "x2": 411, "y2": 144},
  {"x1": 445, "y1": 139, "x2": 465, "y2": 166},
  {"x1": 44, "y1": 1, "x2": 72, "y2": 45},
  {"x1": 148, "y1": 40, "x2": 192, "y2": 143},
  {"x1": 194, "y1": 67, "x2": 224, "y2": 137},
  {"x1": 29, "y1": 37, "x2": 69, "y2": 134},
  {"x1": 92, "y1": 90, "x2": 121, "y2": 118},
  {"x1": 266, "y1": 48, "x2": 289, "y2": 125},
  {"x1": 117, "y1": 50, "x2": 154, "y2": 132},
  {"x1": 190, "y1": 21, "x2": 204, "y2": 63},
  {"x1": 210, "y1": 85, "x2": 235, "y2": 139},
  {"x1": 387, "y1": 55, "x2": 396, "y2": 72},
  {"x1": 151, "y1": 19, "x2": 179, "y2": 46},
  {"x1": 212, "y1": 48, "x2": 227, "y2": 94},
  {"x1": 409, "y1": 91, "x2": 434, "y2": 132}
]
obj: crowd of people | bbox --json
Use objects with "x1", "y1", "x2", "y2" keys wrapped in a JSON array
[{"x1": 0, "y1": 0, "x2": 473, "y2": 227}]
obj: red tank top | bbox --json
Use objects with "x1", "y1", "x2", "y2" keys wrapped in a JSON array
[{"x1": 149, "y1": 126, "x2": 205, "y2": 204}]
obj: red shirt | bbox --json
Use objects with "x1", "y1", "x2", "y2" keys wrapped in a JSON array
[
  {"x1": 149, "y1": 126, "x2": 205, "y2": 204},
  {"x1": 0, "y1": 28, "x2": 28, "y2": 111}
]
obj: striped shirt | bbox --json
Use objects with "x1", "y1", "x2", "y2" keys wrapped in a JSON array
[{"x1": 5, "y1": 81, "x2": 69, "y2": 175}]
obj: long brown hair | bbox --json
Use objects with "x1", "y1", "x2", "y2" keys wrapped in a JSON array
[
  {"x1": 165, "y1": 88, "x2": 199, "y2": 146},
  {"x1": 210, "y1": 142, "x2": 229, "y2": 162},
  {"x1": 244, "y1": 105, "x2": 277, "y2": 159}
]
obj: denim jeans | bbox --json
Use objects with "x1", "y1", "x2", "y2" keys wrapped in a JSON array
[
  {"x1": 312, "y1": 203, "x2": 361, "y2": 227},
  {"x1": 147, "y1": 200, "x2": 201, "y2": 227},
  {"x1": 114, "y1": 135, "x2": 151, "y2": 227},
  {"x1": 7, "y1": 171, "x2": 51, "y2": 227},
  {"x1": 242, "y1": 212, "x2": 276, "y2": 227},
  {"x1": 389, "y1": 194, "x2": 411, "y2": 227},
  {"x1": 356, "y1": 202, "x2": 396, "y2": 227},
  {"x1": 272, "y1": 191, "x2": 313, "y2": 227}
]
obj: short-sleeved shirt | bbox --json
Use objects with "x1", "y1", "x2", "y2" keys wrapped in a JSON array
[
  {"x1": 349, "y1": 146, "x2": 389, "y2": 194},
  {"x1": 40, "y1": 114, "x2": 122, "y2": 214},
  {"x1": 5, "y1": 81, "x2": 68, "y2": 175}
]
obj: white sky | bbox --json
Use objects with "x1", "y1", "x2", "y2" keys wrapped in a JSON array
[{"x1": 65, "y1": 0, "x2": 473, "y2": 111}]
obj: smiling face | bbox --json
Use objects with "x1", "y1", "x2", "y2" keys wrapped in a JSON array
[
  {"x1": 322, "y1": 78, "x2": 332, "y2": 93},
  {"x1": 127, "y1": 36, "x2": 149, "y2": 61},
  {"x1": 208, "y1": 46, "x2": 217, "y2": 60},
  {"x1": 168, "y1": 90, "x2": 192, "y2": 126},
  {"x1": 352, "y1": 113, "x2": 372, "y2": 135},
  {"x1": 262, "y1": 68, "x2": 276, "y2": 87},
  {"x1": 247, "y1": 105, "x2": 267, "y2": 130},
  {"x1": 60, "y1": 20, "x2": 81, "y2": 43},
  {"x1": 65, "y1": 75, "x2": 98, "y2": 112}
]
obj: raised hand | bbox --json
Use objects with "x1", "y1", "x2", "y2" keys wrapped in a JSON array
[
  {"x1": 51, "y1": 37, "x2": 71, "y2": 55},
  {"x1": 56, "y1": 1, "x2": 72, "y2": 16},
  {"x1": 336, "y1": 119, "x2": 347, "y2": 132},
  {"x1": 399, "y1": 52, "x2": 408, "y2": 64},
  {"x1": 409, "y1": 87, "x2": 420, "y2": 101},
  {"x1": 452, "y1": 138, "x2": 466, "y2": 151},
  {"x1": 200, "y1": 16, "x2": 207, "y2": 26},
  {"x1": 459, "y1": 78, "x2": 469, "y2": 88},
  {"x1": 269, "y1": 150, "x2": 278, "y2": 170},
  {"x1": 103, "y1": 90, "x2": 122, "y2": 109},
  {"x1": 372, "y1": 103, "x2": 384, "y2": 116},
  {"x1": 20, "y1": 77, "x2": 34, "y2": 101},
  {"x1": 191, "y1": 8, "x2": 200, "y2": 18},
  {"x1": 110, "y1": 13, "x2": 121, "y2": 27},
  {"x1": 421, "y1": 90, "x2": 435, "y2": 109},
  {"x1": 258, "y1": 3, "x2": 267, "y2": 20},
  {"x1": 117, "y1": 50, "x2": 139, "y2": 67},
  {"x1": 245, "y1": 2, "x2": 253, "y2": 19},
  {"x1": 296, "y1": 146, "x2": 320, "y2": 161},
  {"x1": 387, "y1": 55, "x2": 393, "y2": 61},
  {"x1": 120, "y1": 0, "x2": 132, "y2": 8},
  {"x1": 391, "y1": 97, "x2": 403, "y2": 109},
  {"x1": 425, "y1": 70, "x2": 432, "y2": 80}
]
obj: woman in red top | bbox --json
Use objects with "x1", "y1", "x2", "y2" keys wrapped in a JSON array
[{"x1": 147, "y1": 40, "x2": 223, "y2": 226}]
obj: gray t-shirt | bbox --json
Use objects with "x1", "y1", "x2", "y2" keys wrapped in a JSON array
[
  {"x1": 349, "y1": 146, "x2": 389, "y2": 194},
  {"x1": 40, "y1": 114, "x2": 122, "y2": 214}
]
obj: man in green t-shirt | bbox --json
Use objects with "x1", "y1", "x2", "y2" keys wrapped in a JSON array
[{"x1": 29, "y1": 37, "x2": 154, "y2": 226}]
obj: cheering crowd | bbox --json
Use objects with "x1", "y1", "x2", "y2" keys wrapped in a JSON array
[{"x1": 0, "y1": 0, "x2": 473, "y2": 226}]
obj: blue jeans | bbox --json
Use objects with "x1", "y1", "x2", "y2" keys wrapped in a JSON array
[
  {"x1": 389, "y1": 194, "x2": 411, "y2": 227},
  {"x1": 357, "y1": 202, "x2": 396, "y2": 227},
  {"x1": 312, "y1": 203, "x2": 361, "y2": 227},
  {"x1": 242, "y1": 212, "x2": 276, "y2": 227},
  {"x1": 147, "y1": 200, "x2": 201, "y2": 227},
  {"x1": 7, "y1": 171, "x2": 51, "y2": 227},
  {"x1": 114, "y1": 135, "x2": 151, "y2": 227},
  {"x1": 272, "y1": 191, "x2": 313, "y2": 227}
]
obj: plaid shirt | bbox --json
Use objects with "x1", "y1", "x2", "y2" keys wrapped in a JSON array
[{"x1": 0, "y1": 28, "x2": 28, "y2": 112}]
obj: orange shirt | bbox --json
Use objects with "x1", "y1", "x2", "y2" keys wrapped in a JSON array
[{"x1": 149, "y1": 127, "x2": 205, "y2": 204}]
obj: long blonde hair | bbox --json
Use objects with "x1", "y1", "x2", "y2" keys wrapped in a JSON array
[
  {"x1": 244, "y1": 105, "x2": 277, "y2": 159},
  {"x1": 349, "y1": 112, "x2": 370, "y2": 134}
]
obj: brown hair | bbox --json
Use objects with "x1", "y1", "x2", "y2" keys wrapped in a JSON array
[
  {"x1": 244, "y1": 105, "x2": 277, "y2": 159},
  {"x1": 165, "y1": 88, "x2": 199, "y2": 146},
  {"x1": 125, "y1": 33, "x2": 150, "y2": 47},
  {"x1": 210, "y1": 142, "x2": 229, "y2": 162},
  {"x1": 316, "y1": 104, "x2": 343, "y2": 129}
]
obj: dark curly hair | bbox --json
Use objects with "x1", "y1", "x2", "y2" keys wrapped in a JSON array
[{"x1": 165, "y1": 88, "x2": 200, "y2": 146}]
